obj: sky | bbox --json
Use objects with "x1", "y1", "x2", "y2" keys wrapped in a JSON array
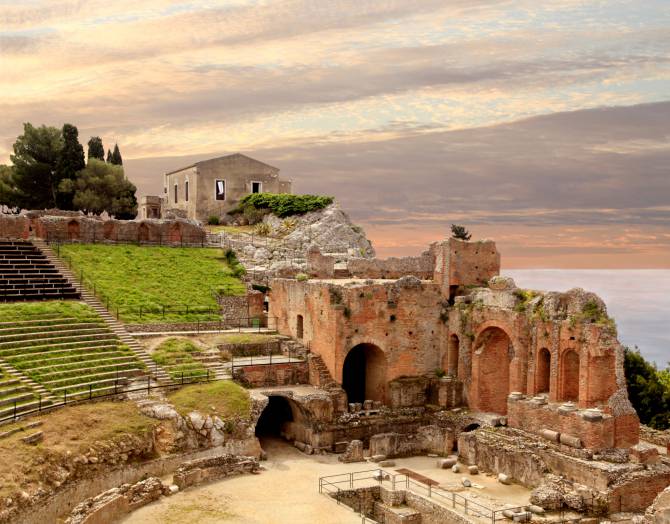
[{"x1": 1, "y1": 0, "x2": 669, "y2": 267}]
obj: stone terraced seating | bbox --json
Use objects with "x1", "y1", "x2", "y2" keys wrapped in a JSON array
[
  {"x1": 0, "y1": 313, "x2": 146, "y2": 401},
  {"x1": 0, "y1": 240, "x2": 79, "y2": 301},
  {"x1": 0, "y1": 368, "x2": 51, "y2": 420}
]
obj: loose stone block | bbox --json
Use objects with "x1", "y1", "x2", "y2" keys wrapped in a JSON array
[
  {"x1": 371, "y1": 454, "x2": 387, "y2": 463},
  {"x1": 363, "y1": 400, "x2": 374, "y2": 410},
  {"x1": 528, "y1": 505, "x2": 545, "y2": 515},
  {"x1": 541, "y1": 429, "x2": 560, "y2": 443},
  {"x1": 379, "y1": 460, "x2": 396, "y2": 467},
  {"x1": 462, "y1": 478, "x2": 472, "y2": 487},
  {"x1": 468, "y1": 465, "x2": 479, "y2": 475},
  {"x1": 438, "y1": 457, "x2": 457, "y2": 469},
  {"x1": 451, "y1": 464, "x2": 460, "y2": 473},
  {"x1": 21, "y1": 432, "x2": 43, "y2": 445},
  {"x1": 559, "y1": 433, "x2": 582, "y2": 449},
  {"x1": 498, "y1": 473, "x2": 511, "y2": 485}
]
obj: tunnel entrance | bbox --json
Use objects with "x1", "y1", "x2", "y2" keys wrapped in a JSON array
[
  {"x1": 255, "y1": 396, "x2": 295, "y2": 438},
  {"x1": 342, "y1": 343, "x2": 387, "y2": 404}
]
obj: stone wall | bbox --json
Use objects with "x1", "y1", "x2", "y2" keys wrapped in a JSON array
[
  {"x1": 216, "y1": 291, "x2": 265, "y2": 321},
  {"x1": 232, "y1": 361, "x2": 309, "y2": 387},
  {"x1": 172, "y1": 454, "x2": 260, "y2": 489},
  {"x1": 433, "y1": 238, "x2": 500, "y2": 295},
  {"x1": 369, "y1": 425, "x2": 455, "y2": 457},
  {"x1": 0, "y1": 214, "x2": 206, "y2": 245},
  {"x1": 347, "y1": 249, "x2": 434, "y2": 280}
]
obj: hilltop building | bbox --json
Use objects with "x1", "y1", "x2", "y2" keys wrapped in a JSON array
[{"x1": 140, "y1": 153, "x2": 292, "y2": 222}]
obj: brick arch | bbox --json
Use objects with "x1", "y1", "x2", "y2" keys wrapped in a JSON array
[
  {"x1": 471, "y1": 326, "x2": 514, "y2": 415},
  {"x1": 559, "y1": 348, "x2": 580, "y2": 402},
  {"x1": 138, "y1": 222, "x2": 150, "y2": 242},
  {"x1": 67, "y1": 219, "x2": 80, "y2": 241},
  {"x1": 341, "y1": 342, "x2": 387, "y2": 405},
  {"x1": 536, "y1": 347, "x2": 551, "y2": 394},
  {"x1": 255, "y1": 394, "x2": 308, "y2": 442}
]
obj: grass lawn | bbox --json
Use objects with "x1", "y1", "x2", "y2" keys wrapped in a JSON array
[
  {"x1": 0, "y1": 301, "x2": 98, "y2": 322},
  {"x1": 58, "y1": 244, "x2": 246, "y2": 323},
  {"x1": 150, "y1": 338, "x2": 208, "y2": 381},
  {"x1": 168, "y1": 380, "x2": 251, "y2": 419}
]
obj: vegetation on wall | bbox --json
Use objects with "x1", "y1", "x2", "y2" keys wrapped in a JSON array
[
  {"x1": 233, "y1": 193, "x2": 334, "y2": 218},
  {"x1": 624, "y1": 347, "x2": 670, "y2": 429},
  {"x1": 451, "y1": 224, "x2": 472, "y2": 241},
  {"x1": 150, "y1": 338, "x2": 208, "y2": 380}
]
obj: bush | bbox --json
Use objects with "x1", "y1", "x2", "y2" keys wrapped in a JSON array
[
  {"x1": 224, "y1": 248, "x2": 246, "y2": 278},
  {"x1": 232, "y1": 193, "x2": 334, "y2": 218},
  {"x1": 296, "y1": 273, "x2": 309, "y2": 282},
  {"x1": 253, "y1": 222, "x2": 271, "y2": 236},
  {"x1": 208, "y1": 215, "x2": 220, "y2": 225}
]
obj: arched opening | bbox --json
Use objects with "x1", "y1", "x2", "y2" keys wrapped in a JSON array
[
  {"x1": 447, "y1": 334, "x2": 459, "y2": 376},
  {"x1": 255, "y1": 396, "x2": 295, "y2": 438},
  {"x1": 537, "y1": 347, "x2": 551, "y2": 394},
  {"x1": 473, "y1": 327, "x2": 513, "y2": 415},
  {"x1": 296, "y1": 315, "x2": 304, "y2": 339},
  {"x1": 561, "y1": 349, "x2": 580, "y2": 402},
  {"x1": 67, "y1": 220, "x2": 80, "y2": 241},
  {"x1": 342, "y1": 343, "x2": 387, "y2": 404},
  {"x1": 103, "y1": 221, "x2": 115, "y2": 240},
  {"x1": 138, "y1": 222, "x2": 150, "y2": 242}
]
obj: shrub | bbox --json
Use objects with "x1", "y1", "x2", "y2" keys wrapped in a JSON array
[
  {"x1": 296, "y1": 273, "x2": 309, "y2": 282},
  {"x1": 208, "y1": 215, "x2": 220, "y2": 225},
  {"x1": 253, "y1": 222, "x2": 271, "y2": 236},
  {"x1": 232, "y1": 193, "x2": 334, "y2": 218},
  {"x1": 435, "y1": 368, "x2": 447, "y2": 378},
  {"x1": 224, "y1": 248, "x2": 246, "y2": 278}
]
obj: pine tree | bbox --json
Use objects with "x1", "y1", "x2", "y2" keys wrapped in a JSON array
[
  {"x1": 55, "y1": 124, "x2": 85, "y2": 209},
  {"x1": 451, "y1": 224, "x2": 472, "y2": 241},
  {"x1": 87, "y1": 136, "x2": 105, "y2": 161},
  {"x1": 10, "y1": 123, "x2": 63, "y2": 209},
  {"x1": 110, "y1": 143, "x2": 123, "y2": 165},
  {"x1": 106, "y1": 149, "x2": 113, "y2": 163}
]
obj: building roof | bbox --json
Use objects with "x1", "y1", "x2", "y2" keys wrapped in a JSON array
[{"x1": 164, "y1": 153, "x2": 279, "y2": 176}]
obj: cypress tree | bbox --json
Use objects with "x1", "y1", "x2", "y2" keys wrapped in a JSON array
[
  {"x1": 110, "y1": 143, "x2": 123, "y2": 165},
  {"x1": 106, "y1": 149, "x2": 113, "y2": 163},
  {"x1": 87, "y1": 136, "x2": 105, "y2": 161},
  {"x1": 55, "y1": 124, "x2": 85, "y2": 209}
]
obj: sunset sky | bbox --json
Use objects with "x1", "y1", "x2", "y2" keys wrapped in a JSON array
[{"x1": 1, "y1": 0, "x2": 669, "y2": 267}]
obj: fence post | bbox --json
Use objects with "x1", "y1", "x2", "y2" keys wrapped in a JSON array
[
  {"x1": 147, "y1": 376, "x2": 150, "y2": 394},
  {"x1": 181, "y1": 371, "x2": 184, "y2": 385},
  {"x1": 13, "y1": 401, "x2": 17, "y2": 421},
  {"x1": 38, "y1": 394, "x2": 42, "y2": 413},
  {"x1": 89, "y1": 384, "x2": 92, "y2": 400},
  {"x1": 64, "y1": 390, "x2": 67, "y2": 405}
]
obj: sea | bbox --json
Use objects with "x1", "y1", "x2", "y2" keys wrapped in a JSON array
[{"x1": 504, "y1": 270, "x2": 670, "y2": 368}]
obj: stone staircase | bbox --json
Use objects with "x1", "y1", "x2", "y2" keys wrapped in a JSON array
[
  {"x1": 192, "y1": 351, "x2": 231, "y2": 380},
  {"x1": 33, "y1": 240, "x2": 171, "y2": 385},
  {"x1": 307, "y1": 353, "x2": 340, "y2": 391},
  {"x1": 0, "y1": 240, "x2": 79, "y2": 301},
  {"x1": 0, "y1": 359, "x2": 55, "y2": 421}
]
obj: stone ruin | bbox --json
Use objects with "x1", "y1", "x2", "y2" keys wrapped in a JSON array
[
  {"x1": 264, "y1": 236, "x2": 670, "y2": 516},
  {"x1": 0, "y1": 212, "x2": 206, "y2": 245}
]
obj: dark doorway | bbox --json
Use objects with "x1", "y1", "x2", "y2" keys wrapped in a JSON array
[
  {"x1": 537, "y1": 348, "x2": 551, "y2": 394},
  {"x1": 255, "y1": 396, "x2": 294, "y2": 438},
  {"x1": 296, "y1": 314, "x2": 304, "y2": 339},
  {"x1": 341, "y1": 343, "x2": 387, "y2": 404}
]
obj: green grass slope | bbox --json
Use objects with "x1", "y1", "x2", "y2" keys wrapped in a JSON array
[{"x1": 58, "y1": 244, "x2": 246, "y2": 323}]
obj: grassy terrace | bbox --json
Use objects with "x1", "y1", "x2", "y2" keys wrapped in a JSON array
[
  {"x1": 168, "y1": 380, "x2": 250, "y2": 419},
  {"x1": 0, "y1": 301, "x2": 145, "y2": 403},
  {"x1": 150, "y1": 338, "x2": 208, "y2": 381},
  {"x1": 58, "y1": 244, "x2": 246, "y2": 323}
]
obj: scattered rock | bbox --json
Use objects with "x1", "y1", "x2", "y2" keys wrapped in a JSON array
[
  {"x1": 379, "y1": 460, "x2": 396, "y2": 467},
  {"x1": 370, "y1": 454, "x2": 387, "y2": 463},
  {"x1": 498, "y1": 473, "x2": 511, "y2": 485},
  {"x1": 527, "y1": 505, "x2": 545, "y2": 515},
  {"x1": 438, "y1": 457, "x2": 457, "y2": 469},
  {"x1": 451, "y1": 464, "x2": 460, "y2": 473},
  {"x1": 339, "y1": 440, "x2": 364, "y2": 463},
  {"x1": 462, "y1": 478, "x2": 472, "y2": 487},
  {"x1": 468, "y1": 465, "x2": 479, "y2": 475},
  {"x1": 168, "y1": 485, "x2": 179, "y2": 495}
]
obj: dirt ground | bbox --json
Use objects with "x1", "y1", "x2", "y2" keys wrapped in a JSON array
[{"x1": 122, "y1": 438, "x2": 532, "y2": 524}]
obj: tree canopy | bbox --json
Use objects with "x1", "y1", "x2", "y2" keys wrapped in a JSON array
[
  {"x1": 451, "y1": 224, "x2": 472, "y2": 241},
  {"x1": 624, "y1": 347, "x2": 670, "y2": 429},
  {"x1": 110, "y1": 143, "x2": 123, "y2": 165},
  {"x1": 55, "y1": 124, "x2": 86, "y2": 209},
  {"x1": 70, "y1": 159, "x2": 137, "y2": 219},
  {"x1": 87, "y1": 136, "x2": 105, "y2": 161},
  {"x1": 10, "y1": 123, "x2": 64, "y2": 209}
]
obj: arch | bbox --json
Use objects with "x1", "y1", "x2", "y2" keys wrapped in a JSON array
[
  {"x1": 536, "y1": 347, "x2": 551, "y2": 394},
  {"x1": 103, "y1": 221, "x2": 115, "y2": 240},
  {"x1": 560, "y1": 349, "x2": 580, "y2": 402},
  {"x1": 472, "y1": 326, "x2": 512, "y2": 415},
  {"x1": 255, "y1": 395, "x2": 302, "y2": 439},
  {"x1": 296, "y1": 314, "x2": 304, "y2": 339},
  {"x1": 447, "y1": 334, "x2": 459, "y2": 376},
  {"x1": 168, "y1": 222, "x2": 182, "y2": 243},
  {"x1": 138, "y1": 222, "x2": 150, "y2": 242},
  {"x1": 67, "y1": 220, "x2": 80, "y2": 241},
  {"x1": 342, "y1": 343, "x2": 387, "y2": 404}
]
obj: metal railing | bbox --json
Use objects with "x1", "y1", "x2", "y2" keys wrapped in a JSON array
[
  {"x1": 0, "y1": 369, "x2": 219, "y2": 426},
  {"x1": 318, "y1": 469, "x2": 528, "y2": 524},
  {"x1": 45, "y1": 231, "x2": 210, "y2": 247}
]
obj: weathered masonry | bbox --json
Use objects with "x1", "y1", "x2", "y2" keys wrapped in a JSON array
[
  {"x1": 144, "y1": 153, "x2": 292, "y2": 222},
  {"x1": 270, "y1": 238, "x2": 639, "y2": 451}
]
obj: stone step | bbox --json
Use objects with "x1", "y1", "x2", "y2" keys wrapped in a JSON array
[{"x1": 47, "y1": 369, "x2": 143, "y2": 389}]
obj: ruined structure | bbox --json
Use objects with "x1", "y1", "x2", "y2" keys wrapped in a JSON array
[
  {"x1": 265, "y1": 237, "x2": 669, "y2": 514},
  {"x1": 144, "y1": 153, "x2": 292, "y2": 222}
]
